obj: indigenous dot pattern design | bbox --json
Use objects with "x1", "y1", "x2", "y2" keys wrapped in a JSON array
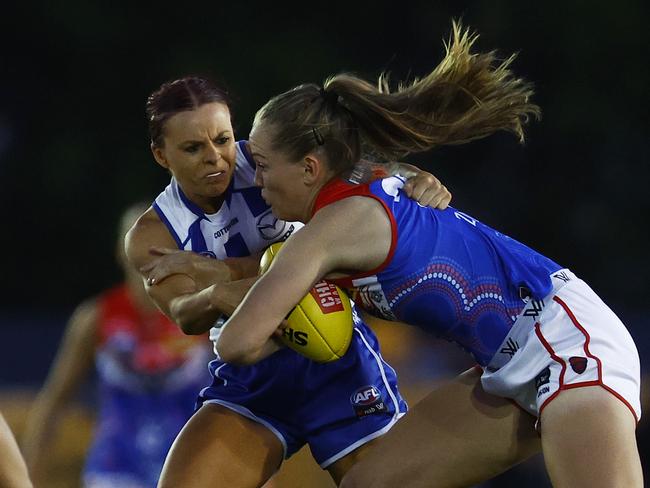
[{"x1": 387, "y1": 260, "x2": 522, "y2": 325}]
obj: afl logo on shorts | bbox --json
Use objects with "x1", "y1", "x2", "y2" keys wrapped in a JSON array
[
  {"x1": 351, "y1": 385, "x2": 387, "y2": 417},
  {"x1": 256, "y1": 210, "x2": 288, "y2": 240},
  {"x1": 199, "y1": 251, "x2": 217, "y2": 259}
]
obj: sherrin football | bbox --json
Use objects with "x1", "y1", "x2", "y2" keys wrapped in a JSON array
[{"x1": 259, "y1": 242, "x2": 353, "y2": 363}]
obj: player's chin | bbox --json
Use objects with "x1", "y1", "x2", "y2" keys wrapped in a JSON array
[
  {"x1": 204, "y1": 180, "x2": 230, "y2": 196},
  {"x1": 269, "y1": 205, "x2": 294, "y2": 221}
]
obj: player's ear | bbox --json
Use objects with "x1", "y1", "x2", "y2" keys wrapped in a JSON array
[
  {"x1": 303, "y1": 154, "x2": 323, "y2": 185},
  {"x1": 151, "y1": 142, "x2": 169, "y2": 170}
]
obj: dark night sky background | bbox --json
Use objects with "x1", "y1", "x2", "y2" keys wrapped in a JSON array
[{"x1": 0, "y1": 1, "x2": 648, "y2": 365}]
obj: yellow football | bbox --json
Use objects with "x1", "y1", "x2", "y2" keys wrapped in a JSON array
[{"x1": 259, "y1": 242, "x2": 353, "y2": 362}]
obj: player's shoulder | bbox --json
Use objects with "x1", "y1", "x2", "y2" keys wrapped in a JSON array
[
  {"x1": 315, "y1": 193, "x2": 386, "y2": 225},
  {"x1": 126, "y1": 206, "x2": 163, "y2": 241},
  {"x1": 231, "y1": 140, "x2": 257, "y2": 188},
  {"x1": 64, "y1": 294, "x2": 102, "y2": 340},
  {"x1": 124, "y1": 207, "x2": 175, "y2": 266},
  {"x1": 235, "y1": 140, "x2": 256, "y2": 171}
]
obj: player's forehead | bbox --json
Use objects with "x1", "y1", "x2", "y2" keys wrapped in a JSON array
[
  {"x1": 249, "y1": 124, "x2": 280, "y2": 160},
  {"x1": 164, "y1": 102, "x2": 233, "y2": 140}
]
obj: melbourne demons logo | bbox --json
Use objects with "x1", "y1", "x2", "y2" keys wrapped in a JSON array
[{"x1": 256, "y1": 209, "x2": 289, "y2": 240}]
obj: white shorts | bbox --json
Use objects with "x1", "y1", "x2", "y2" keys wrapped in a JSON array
[{"x1": 481, "y1": 269, "x2": 641, "y2": 422}]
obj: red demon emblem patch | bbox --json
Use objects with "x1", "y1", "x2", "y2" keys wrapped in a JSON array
[{"x1": 569, "y1": 356, "x2": 588, "y2": 374}]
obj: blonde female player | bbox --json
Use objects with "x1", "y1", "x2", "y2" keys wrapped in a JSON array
[
  {"x1": 208, "y1": 23, "x2": 643, "y2": 487},
  {"x1": 125, "y1": 76, "x2": 457, "y2": 488}
]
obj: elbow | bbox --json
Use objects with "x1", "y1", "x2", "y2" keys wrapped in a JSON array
[
  {"x1": 169, "y1": 302, "x2": 209, "y2": 335},
  {"x1": 219, "y1": 353, "x2": 258, "y2": 366},
  {"x1": 215, "y1": 337, "x2": 261, "y2": 366},
  {"x1": 175, "y1": 317, "x2": 206, "y2": 335},
  {"x1": 179, "y1": 322, "x2": 204, "y2": 335}
]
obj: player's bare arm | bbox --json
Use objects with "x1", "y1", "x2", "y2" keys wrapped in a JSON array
[
  {"x1": 21, "y1": 298, "x2": 97, "y2": 485},
  {"x1": 398, "y1": 163, "x2": 451, "y2": 208},
  {"x1": 142, "y1": 247, "x2": 264, "y2": 287},
  {"x1": 216, "y1": 196, "x2": 391, "y2": 364},
  {"x1": 0, "y1": 413, "x2": 33, "y2": 488},
  {"x1": 352, "y1": 160, "x2": 451, "y2": 209},
  {"x1": 125, "y1": 208, "x2": 248, "y2": 334}
]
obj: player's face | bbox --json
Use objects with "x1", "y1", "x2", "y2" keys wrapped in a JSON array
[
  {"x1": 249, "y1": 124, "x2": 311, "y2": 222},
  {"x1": 152, "y1": 102, "x2": 236, "y2": 214}
]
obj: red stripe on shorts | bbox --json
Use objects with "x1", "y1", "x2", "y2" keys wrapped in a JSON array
[
  {"x1": 552, "y1": 296, "x2": 603, "y2": 382},
  {"x1": 553, "y1": 295, "x2": 638, "y2": 423}
]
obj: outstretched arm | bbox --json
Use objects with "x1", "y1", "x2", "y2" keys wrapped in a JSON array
[
  {"x1": 0, "y1": 413, "x2": 32, "y2": 488},
  {"x1": 216, "y1": 196, "x2": 392, "y2": 364},
  {"x1": 21, "y1": 299, "x2": 96, "y2": 487}
]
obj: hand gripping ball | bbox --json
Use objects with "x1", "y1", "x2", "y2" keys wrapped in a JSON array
[{"x1": 259, "y1": 242, "x2": 353, "y2": 362}]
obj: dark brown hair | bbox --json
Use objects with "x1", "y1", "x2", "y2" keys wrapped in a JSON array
[
  {"x1": 253, "y1": 21, "x2": 541, "y2": 175},
  {"x1": 146, "y1": 76, "x2": 230, "y2": 147}
]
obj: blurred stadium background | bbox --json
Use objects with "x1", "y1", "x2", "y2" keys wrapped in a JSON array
[{"x1": 0, "y1": 1, "x2": 648, "y2": 486}]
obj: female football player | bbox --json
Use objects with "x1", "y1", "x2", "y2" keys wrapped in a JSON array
[
  {"x1": 22, "y1": 203, "x2": 211, "y2": 487},
  {"x1": 210, "y1": 22, "x2": 643, "y2": 487},
  {"x1": 124, "y1": 76, "x2": 463, "y2": 487}
]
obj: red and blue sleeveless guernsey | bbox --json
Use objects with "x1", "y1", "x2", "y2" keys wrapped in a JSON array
[
  {"x1": 85, "y1": 284, "x2": 210, "y2": 486},
  {"x1": 313, "y1": 176, "x2": 562, "y2": 366}
]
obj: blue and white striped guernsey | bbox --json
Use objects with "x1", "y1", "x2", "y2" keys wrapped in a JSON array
[
  {"x1": 152, "y1": 140, "x2": 301, "y2": 341},
  {"x1": 153, "y1": 140, "x2": 300, "y2": 258}
]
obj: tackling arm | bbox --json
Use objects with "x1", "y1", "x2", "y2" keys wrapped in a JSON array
[
  {"x1": 124, "y1": 209, "x2": 255, "y2": 334},
  {"x1": 351, "y1": 160, "x2": 451, "y2": 209}
]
